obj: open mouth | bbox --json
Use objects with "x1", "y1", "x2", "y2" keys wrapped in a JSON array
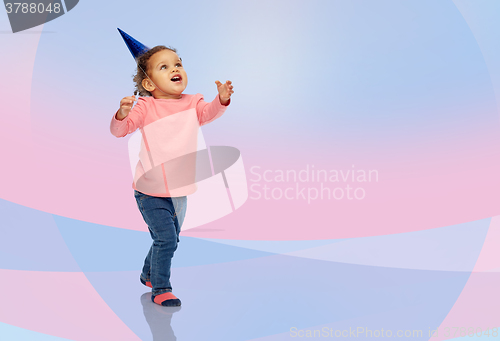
[{"x1": 171, "y1": 75, "x2": 182, "y2": 83}]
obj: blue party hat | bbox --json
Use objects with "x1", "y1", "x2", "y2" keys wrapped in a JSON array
[{"x1": 117, "y1": 28, "x2": 150, "y2": 60}]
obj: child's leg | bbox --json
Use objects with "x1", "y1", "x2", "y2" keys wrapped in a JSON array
[
  {"x1": 134, "y1": 190, "x2": 181, "y2": 306},
  {"x1": 139, "y1": 196, "x2": 182, "y2": 287}
]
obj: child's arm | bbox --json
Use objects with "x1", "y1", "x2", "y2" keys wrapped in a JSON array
[
  {"x1": 110, "y1": 93, "x2": 146, "y2": 137},
  {"x1": 196, "y1": 80, "x2": 234, "y2": 126}
]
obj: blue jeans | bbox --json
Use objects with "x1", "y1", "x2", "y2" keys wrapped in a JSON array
[{"x1": 134, "y1": 190, "x2": 187, "y2": 296}]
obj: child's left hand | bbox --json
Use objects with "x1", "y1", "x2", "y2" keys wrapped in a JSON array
[{"x1": 215, "y1": 80, "x2": 234, "y2": 105}]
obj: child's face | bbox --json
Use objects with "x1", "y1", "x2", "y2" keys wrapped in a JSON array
[{"x1": 144, "y1": 49, "x2": 188, "y2": 99}]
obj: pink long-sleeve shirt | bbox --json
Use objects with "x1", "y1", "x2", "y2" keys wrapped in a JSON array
[{"x1": 110, "y1": 93, "x2": 229, "y2": 197}]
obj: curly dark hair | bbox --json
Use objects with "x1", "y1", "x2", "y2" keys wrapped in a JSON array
[{"x1": 133, "y1": 45, "x2": 178, "y2": 97}]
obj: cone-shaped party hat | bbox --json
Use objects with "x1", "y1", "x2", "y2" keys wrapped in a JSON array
[{"x1": 117, "y1": 28, "x2": 150, "y2": 60}]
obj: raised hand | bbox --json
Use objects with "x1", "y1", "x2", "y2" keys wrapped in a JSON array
[
  {"x1": 215, "y1": 80, "x2": 234, "y2": 105},
  {"x1": 118, "y1": 95, "x2": 137, "y2": 120}
]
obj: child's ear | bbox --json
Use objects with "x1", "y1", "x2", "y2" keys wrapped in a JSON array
[{"x1": 142, "y1": 79, "x2": 155, "y2": 92}]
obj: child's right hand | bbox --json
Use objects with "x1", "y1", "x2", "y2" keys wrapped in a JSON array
[{"x1": 118, "y1": 95, "x2": 137, "y2": 119}]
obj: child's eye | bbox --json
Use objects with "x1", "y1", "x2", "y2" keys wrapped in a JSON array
[
  {"x1": 160, "y1": 65, "x2": 166, "y2": 70},
  {"x1": 176, "y1": 63, "x2": 182, "y2": 67}
]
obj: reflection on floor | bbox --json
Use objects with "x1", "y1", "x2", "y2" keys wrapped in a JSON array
[{"x1": 141, "y1": 293, "x2": 180, "y2": 341}]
